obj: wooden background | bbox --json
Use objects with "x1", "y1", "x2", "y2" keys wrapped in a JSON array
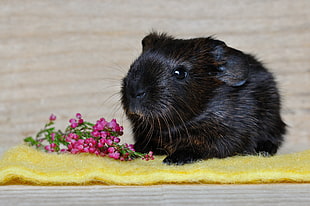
[{"x1": 0, "y1": 0, "x2": 309, "y2": 205}]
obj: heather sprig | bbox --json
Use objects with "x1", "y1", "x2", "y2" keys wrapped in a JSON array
[{"x1": 24, "y1": 113, "x2": 154, "y2": 161}]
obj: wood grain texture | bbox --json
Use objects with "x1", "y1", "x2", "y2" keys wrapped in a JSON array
[
  {"x1": 1, "y1": 184, "x2": 310, "y2": 206},
  {"x1": 0, "y1": 0, "x2": 309, "y2": 153},
  {"x1": 0, "y1": 0, "x2": 309, "y2": 204}
]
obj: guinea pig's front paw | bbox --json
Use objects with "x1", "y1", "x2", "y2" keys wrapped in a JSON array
[{"x1": 163, "y1": 150, "x2": 202, "y2": 165}]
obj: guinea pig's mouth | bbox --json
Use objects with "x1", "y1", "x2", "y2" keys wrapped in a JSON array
[
  {"x1": 126, "y1": 104, "x2": 161, "y2": 120},
  {"x1": 126, "y1": 103, "x2": 147, "y2": 117},
  {"x1": 127, "y1": 109, "x2": 144, "y2": 117}
]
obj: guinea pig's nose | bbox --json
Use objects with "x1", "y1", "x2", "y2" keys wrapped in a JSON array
[{"x1": 135, "y1": 89, "x2": 146, "y2": 99}]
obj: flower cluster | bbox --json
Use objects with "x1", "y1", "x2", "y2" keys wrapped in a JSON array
[{"x1": 24, "y1": 113, "x2": 154, "y2": 161}]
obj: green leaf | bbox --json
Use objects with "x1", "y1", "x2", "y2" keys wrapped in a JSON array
[
  {"x1": 24, "y1": 136, "x2": 38, "y2": 146},
  {"x1": 84, "y1": 121, "x2": 95, "y2": 127}
]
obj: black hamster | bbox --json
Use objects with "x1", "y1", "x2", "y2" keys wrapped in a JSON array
[{"x1": 121, "y1": 32, "x2": 286, "y2": 165}]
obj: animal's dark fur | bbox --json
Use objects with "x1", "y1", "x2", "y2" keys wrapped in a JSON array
[{"x1": 121, "y1": 32, "x2": 286, "y2": 165}]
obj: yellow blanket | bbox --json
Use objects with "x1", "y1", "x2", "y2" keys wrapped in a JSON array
[{"x1": 0, "y1": 145, "x2": 309, "y2": 185}]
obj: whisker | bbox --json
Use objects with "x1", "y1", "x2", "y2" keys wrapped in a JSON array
[
  {"x1": 156, "y1": 115, "x2": 163, "y2": 152},
  {"x1": 143, "y1": 113, "x2": 155, "y2": 150},
  {"x1": 160, "y1": 111, "x2": 173, "y2": 145},
  {"x1": 170, "y1": 105, "x2": 190, "y2": 139}
]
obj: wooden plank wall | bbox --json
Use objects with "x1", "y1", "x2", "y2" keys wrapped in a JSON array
[{"x1": 0, "y1": 0, "x2": 309, "y2": 155}]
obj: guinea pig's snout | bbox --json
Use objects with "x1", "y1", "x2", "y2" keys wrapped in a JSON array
[
  {"x1": 128, "y1": 80, "x2": 147, "y2": 100},
  {"x1": 125, "y1": 80, "x2": 149, "y2": 116},
  {"x1": 133, "y1": 88, "x2": 146, "y2": 99}
]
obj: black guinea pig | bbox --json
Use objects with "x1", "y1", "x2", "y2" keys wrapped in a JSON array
[{"x1": 121, "y1": 32, "x2": 286, "y2": 165}]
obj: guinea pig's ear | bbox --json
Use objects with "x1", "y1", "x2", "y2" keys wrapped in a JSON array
[
  {"x1": 142, "y1": 32, "x2": 174, "y2": 52},
  {"x1": 212, "y1": 43, "x2": 249, "y2": 87}
]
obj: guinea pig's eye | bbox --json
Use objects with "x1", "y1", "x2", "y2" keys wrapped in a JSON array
[{"x1": 173, "y1": 66, "x2": 188, "y2": 80}]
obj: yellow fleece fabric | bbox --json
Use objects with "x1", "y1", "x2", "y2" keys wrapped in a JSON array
[{"x1": 0, "y1": 145, "x2": 310, "y2": 185}]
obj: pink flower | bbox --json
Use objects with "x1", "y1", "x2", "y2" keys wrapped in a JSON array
[
  {"x1": 66, "y1": 133, "x2": 79, "y2": 142},
  {"x1": 107, "y1": 147, "x2": 115, "y2": 153},
  {"x1": 44, "y1": 145, "x2": 50, "y2": 151},
  {"x1": 49, "y1": 114, "x2": 56, "y2": 121},
  {"x1": 125, "y1": 143, "x2": 135, "y2": 151},
  {"x1": 89, "y1": 147, "x2": 97, "y2": 153},
  {"x1": 70, "y1": 148, "x2": 79, "y2": 154},
  {"x1": 78, "y1": 119, "x2": 84, "y2": 124},
  {"x1": 142, "y1": 151, "x2": 155, "y2": 161},
  {"x1": 50, "y1": 133, "x2": 56, "y2": 141},
  {"x1": 69, "y1": 133, "x2": 79, "y2": 140},
  {"x1": 76, "y1": 113, "x2": 82, "y2": 119},
  {"x1": 93, "y1": 124, "x2": 104, "y2": 131},
  {"x1": 113, "y1": 137, "x2": 120, "y2": 143},
  {"x1": 91, "y1": 131, "x2": 100, "y2": 137},
  {"x1": 106, "y1": 119, "x2": 124, "y2": 134},
  {"x1": 77, "y1": 139, "x2": 84, "y2": 145},
  {"x1": 106, "y1": 139, "x2": 113, "y2": 146},
  {"x1": 44, "y1": 144, "x2": 55, "y2": 152},
  {"x1": 85, "y1": 138, "x2": 95, "y2": 144},
  {"x1": 100, "y1": 131, "x2": 108, "y2": 138},
  {"x1": 77, "y1": 144, "x2": 84, "y2": 151},
  {"x1": 108, "y1": 152, "x2": 120, "y2": 160},
  {"x1": 97, "y1": 139, "x2": 106, "y2": 148},
  {"x1": 50, "y1": 143, "x2": 57, "y2": 148},
  {"x1": 99, "y1": 118, "x2": 107, "y2": 125},
  {"x1": 69, "y1": 119, "x2": 78, "y2": 128}
]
